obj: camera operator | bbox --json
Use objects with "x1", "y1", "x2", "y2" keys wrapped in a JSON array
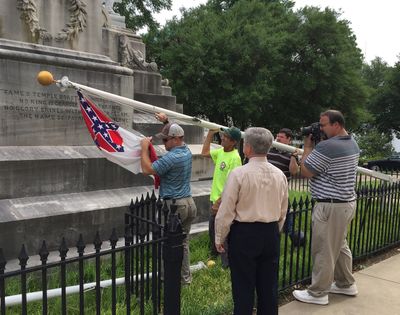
[{"x1": 293, "y1": 110, "x2": 360, "y2": 305}]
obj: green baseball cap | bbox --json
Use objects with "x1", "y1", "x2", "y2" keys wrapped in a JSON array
[{"x1": 221, "y1": 126, "x2": 242, "y2": 142}]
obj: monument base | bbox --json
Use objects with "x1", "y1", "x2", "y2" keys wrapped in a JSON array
[{"x1": 0, "y1": 181, "x2": 212, "y2": 260}]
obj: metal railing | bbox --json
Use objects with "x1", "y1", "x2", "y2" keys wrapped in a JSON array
[
  {"x1": 279, "y1": 172, "x2": 400, "y2": 291},
  {"x1": 288, "y1": 168, "x2": 400, "y2": 192},
  {"x1": 0, "y1": 192, "x2": 184, "y2": 315}
]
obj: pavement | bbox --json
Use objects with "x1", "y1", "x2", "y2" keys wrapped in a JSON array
[{"x1": 280, "y1": 250, "x2": 400, "y2": 315}]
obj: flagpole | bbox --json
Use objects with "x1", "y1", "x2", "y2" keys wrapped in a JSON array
[
  {"x1": 40, "y1": 73, "x2": 398, "y2": 183},
  {"x1": 56, "y1": 76, "x2": 304, "y2": 153}
]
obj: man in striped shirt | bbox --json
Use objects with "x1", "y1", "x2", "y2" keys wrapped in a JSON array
[{"x1": 293, "y1": 110, "x2": 360, "y2": 305}]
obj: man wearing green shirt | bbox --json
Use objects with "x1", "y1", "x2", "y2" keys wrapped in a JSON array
[{"x1": 201, "y1": 127, "x2": 242, "y2": 267}]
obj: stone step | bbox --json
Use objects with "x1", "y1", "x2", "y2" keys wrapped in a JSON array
[
  {"x1": 134, "y1": 92, "x2": 177, "y2": 112},
  {"x1": 0, "y1": 145, "x2": 217, "y2": 199},
  {"x1": 0, "y1": 180, "x2": 212, "y2": 260},
  {"x1": 131, "y1": 113, "x2": 205, "y2": 145}
]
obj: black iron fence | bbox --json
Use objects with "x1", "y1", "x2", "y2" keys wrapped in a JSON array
[
  {"x1": 1, "y1": 170, "x2": 400, "y2": 313},
  {"x1": 280, "y1": 177, "x2": 400, "y2": 291},
  {"x1": 288, "y1": 168, "x2": 400, "y2": 192},
  {"x1": 0, "y1": 192, "x2": 184, "y2": 315}
]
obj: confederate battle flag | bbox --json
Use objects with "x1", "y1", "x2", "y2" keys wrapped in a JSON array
[{"x1": 77, "y1": 91, "x2": 159, "y2": 188}]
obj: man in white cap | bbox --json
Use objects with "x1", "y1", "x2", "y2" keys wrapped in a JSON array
[{"x1": 140, "y1": 119, "x2": 197, "y2": 285}]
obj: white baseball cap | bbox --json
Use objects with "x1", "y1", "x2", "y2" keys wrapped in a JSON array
[{"x1": 155, "y1": 123, "x2": 184, "y2": 139}]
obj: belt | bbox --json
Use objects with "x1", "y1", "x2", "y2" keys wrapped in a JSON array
[
  {"x1": 315, "y1": 198, "x2": 355, "y2": 203},
  {"x1": 163, "y1": 196, "x2": 191, "y2": 201}
]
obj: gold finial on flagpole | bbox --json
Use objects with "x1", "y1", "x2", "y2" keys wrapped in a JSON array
[{"x1": 37, "y1": 71, "x2": 55, "y2": 86}]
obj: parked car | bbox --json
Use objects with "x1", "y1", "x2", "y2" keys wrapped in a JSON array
[{"x1": 366, "y1": 153, "x2": 400, "y2": 171}]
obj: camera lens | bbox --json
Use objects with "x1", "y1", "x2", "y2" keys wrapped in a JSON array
[{"x1": 300, "y1": 126, "x2": 312, "y2": 136}]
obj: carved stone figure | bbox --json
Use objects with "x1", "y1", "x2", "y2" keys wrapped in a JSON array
[
  {"x1": 55, "y1": 0, "x2": 88, "y2": 41},
  {"x1": 119, "y1": 35, "x2": 158, "y2": 72},
  {"x1": 16, "y1": 0, "x2": 87, "y2": 43},
  {"x1": 16, "y1": 0, "x2": 52, "y2": 42},
  {"x1": 103, "y1": 0, "x2": 122, "y2": 15}
]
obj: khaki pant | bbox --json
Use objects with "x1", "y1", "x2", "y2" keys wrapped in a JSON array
[
  {"x1": 165, "y1": 197, "x2": 197, "y2": 284},
  {"x1": 308, "y1": 201, "x2": 356, "y2": 297}
]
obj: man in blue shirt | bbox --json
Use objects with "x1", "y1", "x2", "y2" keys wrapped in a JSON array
[{"x1": 140, "y1": 122, "x2": 197, "y2": 285}]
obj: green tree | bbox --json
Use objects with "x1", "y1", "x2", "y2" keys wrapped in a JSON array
[
  {"x1": 362, "y1": 57, "x2": 390, "y2": 91},
  {"x1": 284, "y1": 6, "x2": 368, "y2": 130},
  {"x1": 114, "y1": 0, "x2": 172, "y2": 32},
  {"x1": 143, "y1": 0, "x2": 368, "y2": 132},
  {"x1": 368, "y1": 60, "x2": 400, "y2": 136},
  {"x1": 354, "y1": 58, "x2": 392, "y2": 159},
  {"x1": 354, "y1": 125, "x2": 393, "y2": 164}
]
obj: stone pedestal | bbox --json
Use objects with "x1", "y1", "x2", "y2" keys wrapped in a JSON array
[
  {"x1": 0, "y1": 1, "x2": 212, "y2": 260},
  {"x1": 0, "y1": 39, "x2": 134, "y2": 146},
  {"x1": 109, "y1": 14, "x2": 127, "y2": 29}
]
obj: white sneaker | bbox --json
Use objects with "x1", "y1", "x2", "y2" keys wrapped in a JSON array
[
  {"x1": 293, "y1": 289, "x2": 329, "y2": 305},
  {"x1": 330, "y1": 282, "x2": 358, "y2": 296}
]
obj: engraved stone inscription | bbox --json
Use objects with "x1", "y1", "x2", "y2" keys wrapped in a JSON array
[
  {"x1": 0, "y1": 86, "x2": 133, "y2": 145},
  {"x1": 0, "y1": 88, "x2": 131, "y2": 124}
]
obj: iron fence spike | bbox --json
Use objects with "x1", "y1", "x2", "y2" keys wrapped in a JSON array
[
  {"x1": 59, "y1": 237, "x2": 69, "y2": 258},
  {"x1": 18, "y1": 244, "x2": 29, "y2": 266},
  {"x1": 110, "y1": 228, "x2": 118, "y2": 246},
  {"x1": 39, "y1": 241, "x2": 49, "y2": 261},
  {"x1": 76, "y1": 234, "x2": 86, "y2": 253},
  {"x1": 0, "y1": 248, "x2": 6, "y2": 271},
  {"x1": 93, "y1": 231, "x2": 102, "y2": 250}
]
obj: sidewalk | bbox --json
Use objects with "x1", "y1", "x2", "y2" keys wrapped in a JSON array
[{"x1": 280, "y1": 251, "x2": 400, "y2": 314}]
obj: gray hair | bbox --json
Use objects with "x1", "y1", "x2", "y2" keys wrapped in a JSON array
[{"x1": 244, "y1": 127, "x2": 273, "y2": 154}]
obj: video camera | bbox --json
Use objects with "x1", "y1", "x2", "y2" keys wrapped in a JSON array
[{"x1": 300, "y1": 122, "x2": 325, "y2": 144}]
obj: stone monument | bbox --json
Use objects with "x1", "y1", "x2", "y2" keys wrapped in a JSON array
[{"x1": 0, "y1": 0, "x2": 213, "y2": 259}]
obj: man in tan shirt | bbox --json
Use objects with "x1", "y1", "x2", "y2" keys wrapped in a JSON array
[{"x1": 215, "y1": 127, "x2": 288, "y2": 315}]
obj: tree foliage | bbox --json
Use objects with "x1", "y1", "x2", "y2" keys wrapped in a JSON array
[
  {"x1": 362, "y1": 57, "x2": 390, "y2": 91},
  {"x1": 114, "y1": 0, "x2": 172, "y2": 32},
  {"x1": 143, "y1": 0, "x2": 368, "y2": 133},
  {"x1": 354, "y1": 126, "x2": 394, "y2": 163},
  {"x1": 354, "y1": 58, "x2": 396, "y2": 160},
  {"x1": 368, "y1": 60, "x2": 400, "y2": 136}
]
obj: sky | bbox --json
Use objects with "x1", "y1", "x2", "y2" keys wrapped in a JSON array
[{"x1": 153, "y1": 0, "x2": 400, "y2": 66}]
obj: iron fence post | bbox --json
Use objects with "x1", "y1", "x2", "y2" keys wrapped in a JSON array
[
  {"x1": 163, "y1": 201, "x2": 184, "y2": 315},
  {"x1": 0, "y1": 249, "x2": 6, "y2": 315}
]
